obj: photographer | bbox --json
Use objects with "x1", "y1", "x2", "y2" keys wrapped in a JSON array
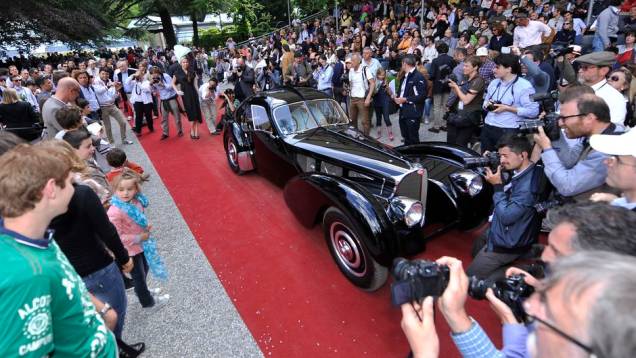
[
  {"x1": 288, "y1": 52, "x2": 313, "y2": 87},
  {"x1": 481, "y1": 54, "x2": 539, "y2": 153},
  {"x1": 534, "y1": 92, "x2": 621, "y2": 200},
  {"x1": 428, "y1": 42, "x2": 456, "y2": 133},
  {"x1": 312, "y1": 55, "x2": 334, "y2": 97},
  {"x1": 467, "y1": 135, "x2": 542, "y2": 280},
  {"x1": 517, "y1": 48, "x2": 551, "y2": 95},
  {"x1": 199, "y1": 78, "x2": 220, "y2": 136},
  {"x1": 126, "y1": 63, "x2": 154, "y2": 135},
  {"x1": 230, "y1": 58, "x2": 255, "y2": 103},
  {"x1": 256, "y1": 60, "x2": 281, "y2": 91},
  {"x1": 150, "y1": 67, "x2": 182, "y2": 139},
  {"x1": 446, "y1": 56, "x2": 485, "y2": 147}
]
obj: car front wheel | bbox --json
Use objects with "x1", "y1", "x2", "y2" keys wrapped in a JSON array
[
  {"x1": 323, "y1": 207, "x2": 388, "y2": 291},
  {"x1": 226, "y1": 135, "x2": 242, "y2": 174}
]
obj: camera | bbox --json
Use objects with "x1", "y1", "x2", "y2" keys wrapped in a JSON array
[
  {"x1": 152, "y1": 77, "x2": 161, "y2": 83},
  {"x1": 468, "y1": 275, "x2": 534, "y2": 322},
  {"x1": 441, "y1": 73, "x2": 458, "y2": 85},
  {"x1": 518, "y1": 112, "x2": 561, "y2": 141},
  {"x1": 530, "y1": 90, "x2": 559, "y2": 102},
  {"x1": 486, "y1": 100, "x2": 502, "y2": 111},
  {"x1": 390, "y1": 258, "x2": 449, "y2": 306},
  {"x1": 463, "y1": 152, "x2": 501, "y2": 171}
]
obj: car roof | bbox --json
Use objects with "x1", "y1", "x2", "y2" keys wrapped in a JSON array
[{"x1": 258, "y1": 87, "x2": 330, "y2": 106}]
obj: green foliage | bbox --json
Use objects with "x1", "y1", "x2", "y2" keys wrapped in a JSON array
[{"x1": 199, "y1": 26, "x2": 243, "y2": 48}]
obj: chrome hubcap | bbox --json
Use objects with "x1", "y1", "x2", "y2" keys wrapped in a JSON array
[
  {"x1": 330, "y1": 222, "x2": 366, "y2": 277},
  {"x1": 228, "y1": 141, "x2": 238, "y2": 167}
]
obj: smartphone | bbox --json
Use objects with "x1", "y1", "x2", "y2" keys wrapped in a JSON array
[{"x1": 501, "y1": 47, "x2": 511, "y2": 54}]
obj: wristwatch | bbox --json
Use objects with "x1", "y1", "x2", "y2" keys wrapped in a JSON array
[{"x1": 99, "y1": 303, "x2": 112, "y2": 317}]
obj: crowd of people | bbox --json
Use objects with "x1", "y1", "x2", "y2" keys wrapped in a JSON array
[{"x1": 2, "y1": 0, "x2": 636, "y2": 357}]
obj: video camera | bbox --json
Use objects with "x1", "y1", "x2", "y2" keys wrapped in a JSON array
[
  {"x1": 391, "y1": 258, "x2": 534, "y2": 323},
  {"x1": 463, "y1": 152, "x2": 501, "y2": 171}
]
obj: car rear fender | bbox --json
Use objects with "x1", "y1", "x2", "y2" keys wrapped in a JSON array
[{"x1": 283, "y1": 173, "x2": 397, "y2": 267}]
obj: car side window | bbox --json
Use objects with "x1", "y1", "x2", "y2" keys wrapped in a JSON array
[{"x1": 251, "y1": 105, "x2": 272, "y2": 132}]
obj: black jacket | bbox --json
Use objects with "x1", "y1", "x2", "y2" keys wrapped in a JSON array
[
  {"x1": 398, "y1": 69, "x2": 427, "y2": 118},
  {"x1": 0, "y1": 101, "x2": 41, "y2": 141},
  {"x1": 430, "y1": 54, "x2": 456, "y2": 94},
  {"x1": 50, "y1": 184, "x2": 130, "y2": 277},
  {"x1": 489, "y1": 33, "x2": 513, "y2": 53}
]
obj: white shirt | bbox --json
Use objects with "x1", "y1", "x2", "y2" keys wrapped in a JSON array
[
  {"x1": 572, "y1": 18, "x2": 587, "y2": 36},
  {"x1": 399, "y1": 68, "x2": 416, "y2": 106},
  {"x1": 423, "y1": 45, "x2": 438, "y2": 64},
  {"x1": 348, "y1": 65, "x2": 373, "y2": 98},
  {"x1": 513, "y1": 21, "x2": 552, "y2": 48},
  {"x1": 592, "y1": 80, "x2": 627, "y2": 126},
  {"x1": 92, "y1": 77, "x2": 118, "y2": 106},
  {"x1": 126, "y1": 76, "x2": 153, "y2": 104}
]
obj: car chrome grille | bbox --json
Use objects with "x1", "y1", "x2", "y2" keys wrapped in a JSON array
[{"x1": 395, "y1": 169, "x2": 428, "y2": 206}]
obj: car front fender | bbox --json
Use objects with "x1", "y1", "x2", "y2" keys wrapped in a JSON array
[{"x1": 283, "y1": 173, "x2": 400, "y2": 267}]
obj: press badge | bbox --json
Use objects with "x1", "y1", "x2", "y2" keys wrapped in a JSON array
[{"x1": 458, "y1": 101, "x2": 464, "y2": 110}]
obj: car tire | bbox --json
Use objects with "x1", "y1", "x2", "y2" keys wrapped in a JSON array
[
  {"x1": 323, "y1": 207, "x2": 388, "y2": 291},
  {"x1": 226, "y1": 135, "x2": 243, "y2": 175}
]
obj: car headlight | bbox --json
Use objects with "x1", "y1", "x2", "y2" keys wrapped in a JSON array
[
  {"x1": 450, "y1": 171, "x2": 483, "y2": 197},
  {"x1": 389, "y1": 196, "x2": 424, "y2": 228}
]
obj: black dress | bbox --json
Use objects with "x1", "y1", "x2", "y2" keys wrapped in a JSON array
[{"x1": 174, "y1": 67, "x2": 202, "y2": 123}]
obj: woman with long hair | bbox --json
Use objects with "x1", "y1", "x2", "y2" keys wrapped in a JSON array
[
  {"x1": 0, "y1": 87, "x2": 40, "y2": 141},
  {"x1": 172, "y1": 55, "x2": 203, "y2": 139}
]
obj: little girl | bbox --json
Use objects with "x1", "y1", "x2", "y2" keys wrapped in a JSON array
[{"x1": 107, "y1": 169, "x2": 169, "y2": 308}]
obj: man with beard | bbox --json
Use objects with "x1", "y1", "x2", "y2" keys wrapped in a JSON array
[{"x1": 534, "y1": 92, "x2": 622, "y2": 201}]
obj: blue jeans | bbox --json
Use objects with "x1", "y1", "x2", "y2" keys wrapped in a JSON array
[
  {"x1": 131, "y1": 253, "x2": 155, "y2": 307},
  {"x1": 424, "y1": 98, "x2": 432, "y2": 119},
  {"x1": 83, "y1": 262, "x2": 127, "y2": 338},
  {"x1": 592, "y1": 34, "x2": 604, "y2": 52}
]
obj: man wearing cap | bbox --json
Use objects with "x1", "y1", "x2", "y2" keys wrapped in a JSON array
[
  {"x1": 575, "y1": 51, "x2": 627, "y2": 126},
  {"x1": 534, "y1": 92, "x2": 622, "y2": 200},
  {"x1": 513, "y1": 10, "x2": 553, "y2": 50},
  {"x1": 589, "y1": 130, "x2": 636, "y2": 211}
]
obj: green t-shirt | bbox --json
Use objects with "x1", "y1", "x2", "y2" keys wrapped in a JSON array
[{"x1": 0, "y1": 233, "x2": 117, "y2": 357}]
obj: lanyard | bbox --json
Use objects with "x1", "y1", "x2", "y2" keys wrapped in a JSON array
[{"x1": 491, "y1": 76, "x2": 517, "y2": 104}]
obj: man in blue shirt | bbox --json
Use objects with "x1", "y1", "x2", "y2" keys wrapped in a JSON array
[
  {"x1": 467, "y1": 135, "x2": 542, "y2": 280},
  {"x1": 312, "y1": 55, "x2": 334, "y2": 98},
  {"x1": 534, "y1": 93, "x2": 621, "y2": 201},
  {"x1": 481, "y1": 54, "x2": 539, "y2": 152},
  {"x1": 150, "y1": 67, "x2": 183, "y2": 139}
]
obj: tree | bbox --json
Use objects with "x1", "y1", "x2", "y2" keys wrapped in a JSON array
[{"x1": 0, "y1": 0, "x2": 119, "y2": 49}]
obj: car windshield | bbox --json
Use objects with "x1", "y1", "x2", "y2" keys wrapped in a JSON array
[{"x1": 273, "y1": 99, "x2": 349, "y2": 136}]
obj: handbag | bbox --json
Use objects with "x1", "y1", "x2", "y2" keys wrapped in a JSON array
[{"x1": 447, "y1": 110, "x2": 479, "y2": 128}]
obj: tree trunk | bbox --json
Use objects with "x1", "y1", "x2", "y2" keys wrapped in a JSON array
[
  {"x1": 157, "y1": 4, "x2": 177, "y2": 49},
  {"x1": 191, "y1": 13, "x2": 200, "y2": 47}
]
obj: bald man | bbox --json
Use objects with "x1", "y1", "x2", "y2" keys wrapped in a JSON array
[{"x1": 42, "y1": 77, "x2": 81, "y2": 139}]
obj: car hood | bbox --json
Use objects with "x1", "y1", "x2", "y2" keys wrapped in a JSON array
[{"x1": 286, "y1": 126, "x2": 414, "y2": 178}]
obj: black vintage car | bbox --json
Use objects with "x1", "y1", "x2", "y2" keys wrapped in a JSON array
[{"x1": 223, "y1": 87, "x2": 492, "y2": 290}]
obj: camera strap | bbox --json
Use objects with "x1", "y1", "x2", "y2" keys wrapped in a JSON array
[{"x1": 490, "y1": 75, "x2": 519, "y2": 105}]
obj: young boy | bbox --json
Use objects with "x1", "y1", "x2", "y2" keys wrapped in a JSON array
[
  {"x1": 0, "y1": 144, "x2": 117, "y2": 357},
  {"x1": 105, "y1": 147, "x2": 146, "y2": 183}
]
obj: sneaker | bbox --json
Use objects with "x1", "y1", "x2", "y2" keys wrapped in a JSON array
[
  {"x1": 145, "y1": 294, "x2": 170, "y2": 311},
  {"x1": 428, "y1": 127, "x2": 440, "y2": 133},
  {"x1": 424, "y1": 117, "x2": 430, "y2": 124},
  {"x1": 149, "y1": 287, "x2": 163, "y2": 295},
  {"x1": 123, "y1": 140, "x2": 134, "y2": 145}
]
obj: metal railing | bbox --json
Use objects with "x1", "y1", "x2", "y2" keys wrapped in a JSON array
[{"x1": 234, "y1": 9, "x2": 330, "y2": 48}]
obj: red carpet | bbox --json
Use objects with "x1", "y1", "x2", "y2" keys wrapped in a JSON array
[{"x1": 138, "y1": 120, "x2": 502, "y2": 357}]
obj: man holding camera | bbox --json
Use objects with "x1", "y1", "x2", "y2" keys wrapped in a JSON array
[
  {"x1": 534, "y1": 93, "x2": 621, "y2": 200},
  {"x1": 467, "y1": 135, "x2": 542, "y2": 280},
  {"x1": 93, "y1": 68, "x2": 133, "y2": 145},
  {"x1": 199, "y1": 78, "x2": 220, "y2": 136},
  {"x1": 574, "y1": 52, "x2": 626, "y2": 126},
  {"x1": 481, "y1": 54, "x2": 539, "y2": 153},
  {"x1": 312, "y1": 55, "x2": 334, "y2": 98},
  {"x1": 231, "y1": 58, "x2": 255, "y2": 103},
  {"x1": 150, "y1": 67, "x2": 183, "y2": 139}
]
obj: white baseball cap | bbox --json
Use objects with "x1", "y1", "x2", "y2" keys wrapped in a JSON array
[
  {"x1": 590, "y1": 129, "x2": 636, "y2": 157},
  {"x1": 476, "y1": 47, "x2": 488, "y2": 56}
]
